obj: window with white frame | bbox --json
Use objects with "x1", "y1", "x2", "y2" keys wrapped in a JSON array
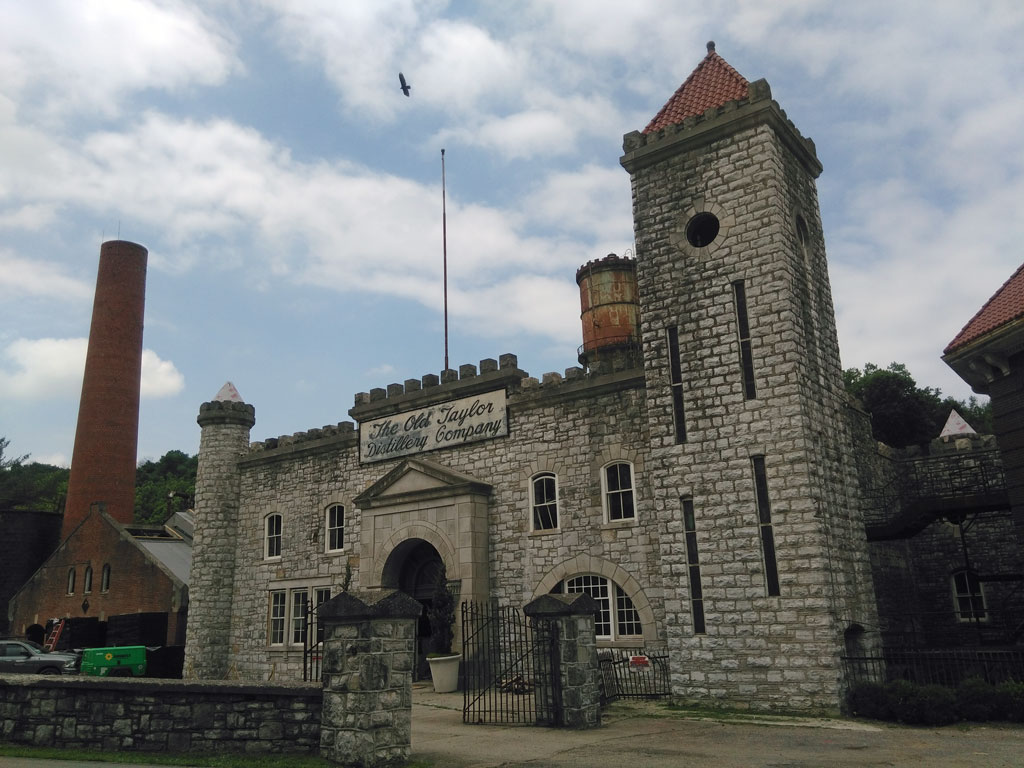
[
  {"x1": 265, "y1": 513, "x2": 282, "y2": 559},
  {"x1": 326, "y1": 504, "x2": 344, "y2": 552},
  {"x1": 268, "y1": 590, "x2": 286, "y2": 645},
  {"x1": 952, "y1": 570, "x2": 987, "y2": 622},
  {"x1": 83, "y1": 565, "x2": 93, "y2": 594},
  {"x1": 602, "y1": 462, "x2": 635, "y2": 522},
  {"x1": 530, "y1": 472, "x2": 558, "y2": 530},
  {"x1": 553, "y1": 574, "x2": 642, "y2": 641},
  {"x1": 66, "y1": 568, "x2": 76, "y2": 595},
  {"x1": 291, "y1": 589, "x2": 309, "y2": 644},
  {"x1": 268, "y1": 585, "x2": 332, "y2": 647}
]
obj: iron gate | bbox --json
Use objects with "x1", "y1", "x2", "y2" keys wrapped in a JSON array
[
  {"x1": 461, "y1": 601, "x2": 561, "y2": 725},
  {"x1": 303, "y1": 602, "x2": 324, "y2": 682}
]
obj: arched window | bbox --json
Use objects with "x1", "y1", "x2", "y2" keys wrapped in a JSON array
[
  {"x1": 83, "y1": 566, "x2": 93, "y2": 594},
  {"x1": 601, "y1": 462, "x2": 635, "y2": 522},
  {"x1": 552, "y1": 574, "x2": 642, "y2": 640},
  {"x1": 952, "y1": 570, "x2": 987, "y2": 622},
  {"x1": 530, "y1": 472, "x2": 559, "y2": 531},
  {"x1": 265, "y1": 513, "x2": 282, "y2": 559},
  {"x1": 101, "y1": 564, "x2": 111, "y2": 593},
  {"x1": 66, "y1": 568, "x2": 76, "y2": 595},
  {"x1": 325, "y1": 504, "x2": 345, "y2": 552}
]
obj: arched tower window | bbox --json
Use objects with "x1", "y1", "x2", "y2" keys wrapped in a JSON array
[
  {"x1": 530, "y1": 472, "x2": 559, "y2": 530},
  {"x1": 66, "y1": 568, "x2": 76, "y2": 595},
  {"x1": 325, "y1": 504, "x2": 345, "y2": 552},
  {"x1": 265, "y1": 513, "x2": 282, "y2": 559},
  {"x1": 101, "y1": 564, "x2": 111, "y2": 593},
  {"x1": 83, "y1": 565, "x2": 93, "y2": 594},
  {"x1": 602, "y1": 462, "x2": 635, "y2": 522}
]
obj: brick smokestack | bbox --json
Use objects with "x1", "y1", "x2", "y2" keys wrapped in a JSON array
[{"x1": 63, "y1": 240, "x2": 148, "y2": 538}]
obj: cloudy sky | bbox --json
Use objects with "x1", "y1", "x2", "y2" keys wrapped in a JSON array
[{"x1": 2, "y1": 0, "x2": 1022, "y2": 467}]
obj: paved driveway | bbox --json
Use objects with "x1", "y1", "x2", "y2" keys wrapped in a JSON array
[{"x1": 412, "y1": 689, "x2": 1024, "y2": 768}]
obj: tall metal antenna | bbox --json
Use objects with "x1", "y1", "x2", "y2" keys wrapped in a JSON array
[{"x1": 442, "y1": 148, "x2": 449, "y2": 371}]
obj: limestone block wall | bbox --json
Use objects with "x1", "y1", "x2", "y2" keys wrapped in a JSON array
[
  {"x1": 622, "y1": 87, "x2": 878, "y2": 709},
  {"x1": 218, "y1": 361, "x2": 662, "y2": 682},
  {"x1": 0, "y1": 676, "x2": 321, "y2": 753}
]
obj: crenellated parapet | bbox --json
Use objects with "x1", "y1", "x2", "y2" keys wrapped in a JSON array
[
  {"x1": 621, "y1": 78, "x2": 821, "y2": 178},
  {"x1": 197, "y1": 399, "x2": 255, "y2": 428}
]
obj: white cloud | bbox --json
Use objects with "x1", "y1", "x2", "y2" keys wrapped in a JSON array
[
  {"x1": 0, "y1": 0, "x2": 239, "y2": 120},
  {"x1": 141, "y1": 348, "x2": 185, "y2": 397},
  {"x1": 0, "y1": 337, "x2": 183, "y2": 400},
  {"x1": 0, "y1": 252, "x2": 93, "y2": 300}
]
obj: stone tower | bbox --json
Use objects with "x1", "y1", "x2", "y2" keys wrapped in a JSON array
[
  {"x1": 63, "y1": 240, "x2": 148, "y2": 538},
  {"x1": 183, "y1": 384, "x2": 254, "y2": 679},
  {"x1": 621, "y1": 44, "x2": 878, "y2": 709}
]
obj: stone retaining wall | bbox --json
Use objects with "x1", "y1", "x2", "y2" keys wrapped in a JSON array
[{"x1": 0, "y1": 676, "x2": 321, "y2": 754}]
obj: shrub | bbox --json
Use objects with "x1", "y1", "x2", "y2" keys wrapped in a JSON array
[
  {"x1": 997, "y1": 681, "x2": 1024, "y2": 723},
  {"x1": 847, "y1": 682, "x2": 891, "y2": 720},
  {"x1": 895, "y1": 684, "x2": 957, "y2": 726},
  {"x1": 956, "y1": 677, "x2": 996, "y2": 721}
]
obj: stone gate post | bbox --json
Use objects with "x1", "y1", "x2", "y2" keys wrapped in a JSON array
[
  {"x1": 524, "y1": 593, "x2": 601, "y2": 729},
  {"x1": 318, "y1": 589, "x2": 422, "y2": 767}
]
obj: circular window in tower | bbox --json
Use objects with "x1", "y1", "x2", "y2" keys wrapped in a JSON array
[{"x1": 685, "y1": 212, "x2": 720, "y2": 248}]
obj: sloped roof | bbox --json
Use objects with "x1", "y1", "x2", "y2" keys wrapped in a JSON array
[
  {"x1": 945, "y1": 263, "x2": 1024, "y2": 353},
  {"x1": 643, "y1": 42, "x2": 750, "y2": 134}
]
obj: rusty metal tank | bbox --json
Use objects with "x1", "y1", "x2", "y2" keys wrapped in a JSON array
[{"x1": 575, "y1": 254, "x2": 640, "y2": 370}]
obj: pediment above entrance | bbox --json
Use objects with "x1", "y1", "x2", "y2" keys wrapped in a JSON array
[{"x1": 355, "y1": 457, "x2": 492, "y2": 509}]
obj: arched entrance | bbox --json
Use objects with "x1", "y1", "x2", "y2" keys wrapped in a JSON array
[{"x1": 382, "y1": 538, "x2": 445, "y2": 679}]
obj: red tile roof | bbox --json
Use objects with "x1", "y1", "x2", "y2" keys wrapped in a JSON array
[
  {"x1": 643, "y1": 42, "x2": 750, "y2": 134},
  {"x1": 945, "y1": 262, "x2": 1024, "y2": 353}
]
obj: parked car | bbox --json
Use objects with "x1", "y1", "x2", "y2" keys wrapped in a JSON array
[{"x1": 0, "y1": 639, "x2": 79, "y2": 675}]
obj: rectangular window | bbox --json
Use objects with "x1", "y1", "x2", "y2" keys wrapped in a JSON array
[
  {"x1": 327, "y1": 505, "x2": 344, "y2": 552},
  {"x1": 667, "y1": 326, "x2": 687, "y2": 443},
  {"x1": 732, "y1": 280, "x2": 757, "y2": 399},
  {"x1": 269, "y1": 590, "x2": 286, "y2": 645},
  {"x1": 752, "y1": 456, "x2": 780, "y2": 596},
  {"x1": 682, "y1": 496, "x2": 706, "y2": 634},
  {"x1": 291, "y1": 589, "x2": 309, "y2": 645},
  {"x1": 953, "y1": 571, "x2": 987, "y2": 622}
]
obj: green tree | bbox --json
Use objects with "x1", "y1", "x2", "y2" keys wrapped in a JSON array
[
  {"x1": 0, "y1": 437, "x2": 68, "y2": 512},
  {"x1": 133, "y1": 450, "x2": 198, "y2": 524},
  {"x1": 844, "y1": 363, "x2": 993, "y2": 447}
]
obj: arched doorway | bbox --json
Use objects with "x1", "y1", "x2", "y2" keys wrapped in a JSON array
[{"x1": 382, "y1": 538, "x2": 445, "y2": 679}]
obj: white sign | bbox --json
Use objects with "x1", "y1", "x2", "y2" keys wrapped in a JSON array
[{"x1": 360, "y1": 389, "x2": 508, "y2": 463}]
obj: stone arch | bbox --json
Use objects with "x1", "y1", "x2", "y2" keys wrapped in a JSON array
[
  {"x1": 377, "y1": 520, "x2": 458, "y2": 588},
  {"x1": 533, "y1": 555, "x2": 657, "y2": 644}
]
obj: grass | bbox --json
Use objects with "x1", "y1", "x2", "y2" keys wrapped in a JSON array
[{"x1": 0, "y1": 745, "x2": 433, "y2": 768}]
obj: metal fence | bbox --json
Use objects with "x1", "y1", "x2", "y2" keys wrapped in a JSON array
[
  {"x1": 598, "y1": 648, "x2": 671, "y2": 702},
  {"x1": 843, "y1": 647, "x2": 1024, "y2": 688}
]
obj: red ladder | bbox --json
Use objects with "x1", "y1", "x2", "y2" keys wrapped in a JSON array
[{"x1": 43, "y1": 618, "x2": 66, "y2": 651}]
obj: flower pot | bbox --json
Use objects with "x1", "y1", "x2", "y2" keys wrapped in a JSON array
[{"x1": 427, "y1": 653, "x2": 461, "y2": 693}]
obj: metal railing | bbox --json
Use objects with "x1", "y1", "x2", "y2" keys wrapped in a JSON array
[{"x1": 844, "y1": 647, "x2": 1024, "y2": 688}]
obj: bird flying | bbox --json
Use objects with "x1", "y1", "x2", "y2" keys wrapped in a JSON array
[{"x1": 398, "y1": 72, "x2": 411, "y2": 97}]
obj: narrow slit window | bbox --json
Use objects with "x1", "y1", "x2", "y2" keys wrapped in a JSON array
[
  {"x1": 732, "y1": 280, "x2": 757, "y2": 399},
  {"x1": 667, "y1": 326, "x2": 687, "y2": 443},
  {"x1": 682, "y1": 496, "x2": 706, "y2": 634},
  {"x1": 752, "y1": 456, "x2": 780, "y2": 596},
  {"x1": 326, "y1": 504, "x2": 344, "y2": 552}
]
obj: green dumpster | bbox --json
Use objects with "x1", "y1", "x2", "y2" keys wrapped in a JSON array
[{"x1": 80, "y1": 646, "x2": 147, "y2": 677}]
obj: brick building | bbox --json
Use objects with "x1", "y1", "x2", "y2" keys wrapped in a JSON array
[
  {"x1": 7, "y1": 508, "x2": 192, "y2": 647},
  {"x1": 183, "y1": 45, "x2": 881, "y2": 712}
]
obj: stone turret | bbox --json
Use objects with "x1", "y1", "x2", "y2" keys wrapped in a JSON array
[{"x1": 184, "y1": 384, "x2": 255, "y2": 679}]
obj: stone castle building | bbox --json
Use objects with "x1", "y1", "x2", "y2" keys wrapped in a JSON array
[{"x1": 184, "y1": 45, "x2": 880, "y2": 710}]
